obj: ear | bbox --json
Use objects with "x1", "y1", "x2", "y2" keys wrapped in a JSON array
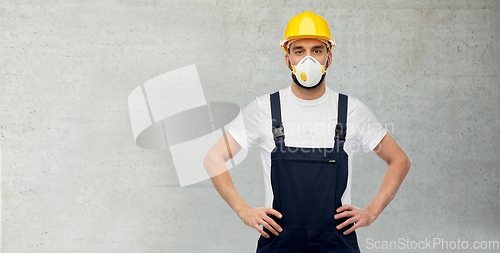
[
  {"x1": 285, "y1": 54, "x2": 292, "y2": 71},
  {"x1": 326, "y1": 51, "x2": 332, "y2": 68}
]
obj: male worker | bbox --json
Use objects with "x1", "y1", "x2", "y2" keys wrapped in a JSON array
[{"x1": 204, "y1": 11, "x2": 410, "y2": 252}]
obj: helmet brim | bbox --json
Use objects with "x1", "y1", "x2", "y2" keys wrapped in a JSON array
[{"x1": 280, "y1": 36, "x2": 336, "y2": 53}]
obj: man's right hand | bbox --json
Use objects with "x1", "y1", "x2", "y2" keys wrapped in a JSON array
[{"x1": 237, "y1": 206, "x2": 283, "y2": 238}]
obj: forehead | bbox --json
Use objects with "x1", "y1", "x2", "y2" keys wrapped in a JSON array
[{"x1": 289, "y1": 39, "x2": 327, "y2": 50}]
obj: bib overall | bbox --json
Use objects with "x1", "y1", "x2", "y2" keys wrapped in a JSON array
[{"x1": 256, "y1": 92, "x2": 360, "y2": 253}]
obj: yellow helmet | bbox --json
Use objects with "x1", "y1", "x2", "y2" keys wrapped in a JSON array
[{"x1": 280, "y1": 11, "x2": 336, "y2": 53}]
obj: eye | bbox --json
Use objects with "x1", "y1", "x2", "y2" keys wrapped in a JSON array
[
  {"x1": 314, "y1": 49, "x2": 322, "y2": 54},
  {"x1": 294, "y1": 50, "x2": 303, "y2": 55}
]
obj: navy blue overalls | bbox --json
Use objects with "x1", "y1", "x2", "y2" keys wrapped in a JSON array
[{"x1": 256, "y1": 91, "x2": 360, "y2": 253}]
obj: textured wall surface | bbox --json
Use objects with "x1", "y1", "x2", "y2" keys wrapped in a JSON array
[{"x1": 1, "y1": 0, "x2": 499, "y2": 252}]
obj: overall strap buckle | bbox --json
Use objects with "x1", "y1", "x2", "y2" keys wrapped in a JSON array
[
  {"x1": 335, "y1": 127, "x2": 346, "y2": 141},
  {"x1": 273, "y1": 125, "x2": 285, "y2": 139}
]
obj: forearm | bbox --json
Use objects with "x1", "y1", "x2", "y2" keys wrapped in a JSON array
[
  {"x1": 204, "y1": 154, "x2": 249, "y2": 216},
  {"x1": 366, "y1": 157, "x2": 410, "y2": 217},
  {"x1": 205, "y1": 154, "x2": 283, "y2": 238}
]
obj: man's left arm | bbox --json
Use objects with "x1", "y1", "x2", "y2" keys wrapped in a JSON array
[{"x1": 335, "y1": 133, "x2": 411, "y2": 235}]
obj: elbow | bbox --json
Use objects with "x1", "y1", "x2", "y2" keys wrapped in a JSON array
[
  {"x1": 204, "y1": 149, "x2": 229, "y2": 178},
  {"x1": 203, "y1": 151, "x2": 213, "y2": 170},
  {"x1": 203, "y1": 151, "x2": 217, "y2": 178},
  {"x1": 204, "y1": 149, "x2": 228, "y2": 169},
  {"x1": 390, "y1": 153, "x2": 410, "y2": 176},
  {"x1": 403, "y1": 155, "x2": 411, "y2": 175}
]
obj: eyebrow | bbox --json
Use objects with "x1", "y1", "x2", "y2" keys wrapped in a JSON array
[
  {"x1": 291, "y1": 45, "x2": 326, "y2": 51},
  {"x1": 291, "y1": 45, "x2": 304, "y2": 51}
]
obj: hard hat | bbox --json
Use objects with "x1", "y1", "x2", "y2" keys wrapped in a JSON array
[{"x1": 280, "y1": 11, "x2": 336, "y2": 53}]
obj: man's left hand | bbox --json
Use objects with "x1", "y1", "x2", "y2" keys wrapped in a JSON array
[{"x1": 334, "y1": 205, "x2": 378, "y2": 235}]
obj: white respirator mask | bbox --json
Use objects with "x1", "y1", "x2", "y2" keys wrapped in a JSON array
[{"x1": 291, "y1": 56, "x2": 327, "y2": 89}]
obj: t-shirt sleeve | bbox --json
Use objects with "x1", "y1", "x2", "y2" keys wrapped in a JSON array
[
  {"x1": 350, "y1": 99, "x2": 387, "y2": 151},
  {"x1": 228, "y1": 98, "x2": 262, "y2": 150}
]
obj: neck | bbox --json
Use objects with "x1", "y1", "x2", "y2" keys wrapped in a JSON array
[{"x1": 291, "y1": 82, "x2": 326, "y2": 100}]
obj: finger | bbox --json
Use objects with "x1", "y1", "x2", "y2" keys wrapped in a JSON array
[
  {"x1": 336, "y1": 205, "x2": 352, "y2": 213},
  {"x1": 343, "y1": 223, "x2": 360, "y2": 235},
  {"x1": 263, "y1": 216, "x2": 283, "y2": 234},
  {"x1": 264, "y1": 208, "x2": 283, "y2": 219},
  {"x1": 336, "y1": 217, "x2": 356, "y2": 230},
  {"x1": 260, "y1": 218, "x2": 280, "y2": 236},
  {"x1": 255, "y1": 226, "x2": 271, "y2": 238},
  {"x1": 334, "y1": 210, "x2": 354, "y2": 219}
]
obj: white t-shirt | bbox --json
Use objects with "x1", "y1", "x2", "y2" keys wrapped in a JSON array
[{"x1": 229, "y1": 86, "x2": 387, "y2": 208}]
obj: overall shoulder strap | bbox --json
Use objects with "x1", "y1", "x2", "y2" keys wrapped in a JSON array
[
  {"x1": 335, "y1": 93, "x2": 348, "y2": 146},
  {"x1": 270, "y1": 91, "x2": 284, "y2": 139}
]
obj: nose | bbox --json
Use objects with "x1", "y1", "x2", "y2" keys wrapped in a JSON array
[{"x1": 301, "y1": 56, "x2": 316, "y2": 64}]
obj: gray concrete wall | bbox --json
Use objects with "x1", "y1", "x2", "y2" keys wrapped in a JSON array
[{"x1": 1, "y1": 0, "x2": 499, "y2": 252}]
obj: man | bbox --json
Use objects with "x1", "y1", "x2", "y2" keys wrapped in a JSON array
[{"x1": 204, "y1": 11, "x2": 410, "y2": 252}]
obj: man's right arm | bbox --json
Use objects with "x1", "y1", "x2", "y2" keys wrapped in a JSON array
[{"x1": 203, "y1": 131, "x2": 283, "y2": 238}]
